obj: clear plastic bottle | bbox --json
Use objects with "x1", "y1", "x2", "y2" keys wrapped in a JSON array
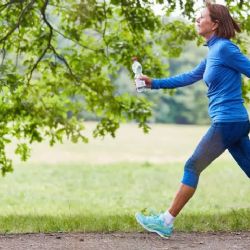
[{"x1": 132, "y1": 58, "x2": 146, "y2": 93}]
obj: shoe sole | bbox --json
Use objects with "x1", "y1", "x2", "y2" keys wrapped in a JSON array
[{"x1": 135, "y1": 213, "x2": 171, "y2": 239}]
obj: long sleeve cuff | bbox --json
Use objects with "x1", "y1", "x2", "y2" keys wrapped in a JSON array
[{"x1": 151, "y1": 79, "x2": 162, "y2": 89}]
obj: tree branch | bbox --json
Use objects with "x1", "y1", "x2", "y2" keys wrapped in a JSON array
[
  {"x1": 27, "y1": 46, "x2": 50, "y2": 84},
  {"x1": 27, "y1": 0, "x2": 51, "y2": 83},
  {"x1": 0, "y1": 0, "x2": 35, "y2": 43},
  {"x1": 52, "y1": 28, "x2": 103, "y2": 53},
  {"x1": 28, "y1": 0, "x2": 80, "y2": 85},
  {"x1": 49, "y1": 45, "x2": 76, "y2": 80},
  {"x1": 1, "y1": 43, "x2": 6, "y2": 66},
  {"x1": 40, "y1": 0, "x2": 82, "y2": 84},
  {"x1": 47, "y1": 3, "x2": 71, "y2": 11},
  {"x1": 48, "y1": 2, "x2": 104, "y2": 53},
  {"x1": 0, "y1": 0, "x2": 22, "y2": 12},
  {"x1": 102, "y1": 0, "x2": 110, "y2": 58}
]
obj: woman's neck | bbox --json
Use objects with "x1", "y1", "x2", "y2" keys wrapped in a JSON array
[{"x1": 205, "y1": 32, "x2": 215, "y2": 41}]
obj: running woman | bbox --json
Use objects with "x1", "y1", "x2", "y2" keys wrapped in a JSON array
[{"x1": 135, "y1": 2, "x2": 250, "y2": 238}]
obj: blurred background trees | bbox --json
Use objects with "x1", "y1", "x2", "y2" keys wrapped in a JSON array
[{"x1": 0, "y1": 0, "x2": 249, "y2": 174}]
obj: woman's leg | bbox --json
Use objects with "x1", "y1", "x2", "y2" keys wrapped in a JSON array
[
  {"x1": 168, "y1": 184, "x2": 195, "y2": 217},
  {"x1": 135, "y1": 122, "x2": 248, "y2": 238},
  {"x1": 167, "y1": 123, "x2": 227, "y2": 217},
  {"x1": 228, "y1": 136, "x2": 250, "y2": 178},
  {"x1": 167, "y1": 121, "x2": 250, "y2": 218}
]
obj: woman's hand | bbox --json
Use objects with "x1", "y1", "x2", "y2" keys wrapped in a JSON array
[{"x1": 139, "y1": 75, "x2": 152, "y2": 88}]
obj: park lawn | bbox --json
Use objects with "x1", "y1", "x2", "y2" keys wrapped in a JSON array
[{"x1": 0, "y1": 161, "x2": 249, "y2": 233}]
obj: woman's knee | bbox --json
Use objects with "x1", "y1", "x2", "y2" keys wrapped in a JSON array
[{"x1": 182, "y1": 158, "x2": 200, "y2": 189}]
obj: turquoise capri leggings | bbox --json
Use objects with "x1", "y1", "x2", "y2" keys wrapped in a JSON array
[{"x1": 182, "y1": 121, "x2": 250, "y2": 188}]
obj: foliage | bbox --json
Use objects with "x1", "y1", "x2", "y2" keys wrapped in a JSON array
[{"x1": 0, "y1": 0, "x2": 249, "y2": 174}]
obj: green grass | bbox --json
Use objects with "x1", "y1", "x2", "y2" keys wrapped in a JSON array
[{"x1": 0, "y1": 161, "x2": 249, "y2": 233}]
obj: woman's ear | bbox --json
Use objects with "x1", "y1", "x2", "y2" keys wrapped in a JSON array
[{"x1": 212, "y1": 21, "x2": 219, "y2": 31}]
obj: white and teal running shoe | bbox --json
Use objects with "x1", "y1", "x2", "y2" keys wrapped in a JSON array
[{"x1": 135, "y1": 212, "x2": 173, "y2": 238}]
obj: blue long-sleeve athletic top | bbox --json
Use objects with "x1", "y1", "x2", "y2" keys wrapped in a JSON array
[{"x1": 152, "y1": 36, "x2": 250, "y2": 122}]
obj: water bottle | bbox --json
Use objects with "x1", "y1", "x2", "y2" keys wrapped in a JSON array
[{"x1": 132, "y1": 58, "x2": 146, "y2": 93}]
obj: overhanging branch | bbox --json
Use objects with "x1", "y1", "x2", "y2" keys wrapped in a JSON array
[
  {"x1": 28, "y1": 0, "x2": 80, "y2": 85},
  {"x1": 0, "y1": 0, "x2": 35, "y2": 43}
]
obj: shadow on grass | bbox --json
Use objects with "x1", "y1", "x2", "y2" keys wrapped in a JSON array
[{"x1": 0, "y1": 208, "x2": 249, "y2": 234}]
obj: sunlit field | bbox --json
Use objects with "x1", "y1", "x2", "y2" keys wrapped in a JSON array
[{"x1": 8, "y1": 122, "x2": 232, "y2": 165}]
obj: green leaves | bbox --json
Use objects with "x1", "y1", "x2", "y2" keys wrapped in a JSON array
[
  {"x1": 0, "y1": 0, "x2": 249, "y2": 175},
  {"x1": 15, "y1": 143, "x2": 31, "y2": 161}
]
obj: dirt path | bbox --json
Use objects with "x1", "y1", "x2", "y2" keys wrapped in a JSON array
[{"x1": 0, "y1": 232, "x2": 249, "y2": 250}]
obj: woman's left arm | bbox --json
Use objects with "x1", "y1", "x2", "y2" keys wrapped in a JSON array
[{"x1": 221, "y1": 42, "x2": 250, "y2": 78}]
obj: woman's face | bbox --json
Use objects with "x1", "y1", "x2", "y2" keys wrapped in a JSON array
[{"x1": 196, "y1": 8, "x2": 218, "y2": 39}]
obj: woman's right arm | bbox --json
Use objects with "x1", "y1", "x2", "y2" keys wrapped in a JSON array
[{"x1": 141, "y1": 59, "x2": 206, "y2": 89}]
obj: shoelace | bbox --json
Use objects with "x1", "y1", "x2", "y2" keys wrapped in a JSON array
[{"x1": 144, "y1": 212, "x2": 164, "y2": 221}]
